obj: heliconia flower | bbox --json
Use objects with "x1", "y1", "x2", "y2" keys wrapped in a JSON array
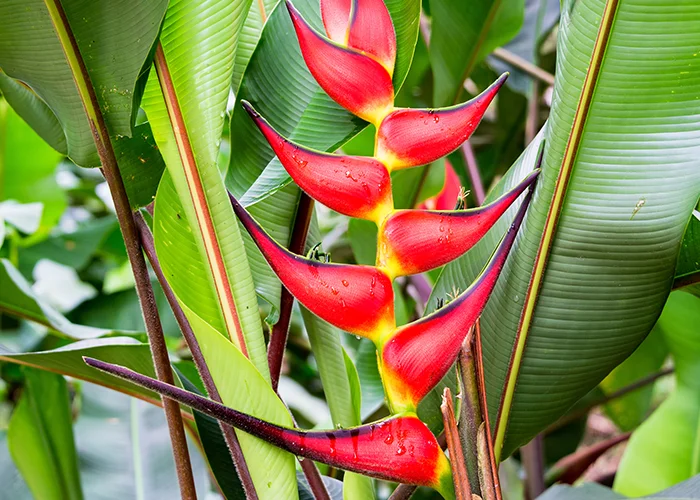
[
  {"x1": 417, "y1": 160, "x2": 462, "y2": 211},
  {"x1": 241, "y1": 101, "x2": 393, "y2": 223},
  {"x1": 286, "y1": 0, "x2": 394, "y2": 125},
  {"x1": 84, "y1": 357, "x2": 456, "y2": 497},
  {"x1": 229, "y1": 193, "x2": 395, "y2": 340},
  {"x1": 377, "y1": 170, "x2": 539, "y2": 277},
  {"x1": 375, "y1": 74, "x2": 508, "y2": 170},
  {"x1": 379, "y1": 189, "x2": 532, "y2": 412},
  {"x1": 320, "y1": 0, "x2": 396, "y2": 75}
]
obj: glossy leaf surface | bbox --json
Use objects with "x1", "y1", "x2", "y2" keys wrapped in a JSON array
[
  {"x1": 432, "y1": 0, "x2": 700, "y2": 458},
  {"x1": 0, "y1": 0, "x2": 168, "y2": 166}
]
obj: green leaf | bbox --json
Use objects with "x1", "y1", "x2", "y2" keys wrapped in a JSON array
[
  {"x1": 0, "y1": 432, "x2": 32, "y2": 500},
  {"x1": 675, "y1": 210, "x2": 700, "y2": 288},
  {"x1": 428, "y1": 0, "x2": 524, "y2": 106},
  {"x1": 74, "y1": 382, "x2": 212, "y2": 499},
  {"x1": 232, "y1": 0, "x2": 280, "y2": 90},
  {"x1": 8, "y1": 368, "x2": 83, "y2": 500},
  {"x1": 144, "y1": 0, "x2": 269, "y2": 376},
  {"x1": 226, "y1": 0, "x2": 420, "y2": 204},
  {"x1": 600, "y1": 325, "x2": 668, "y2": 432},
  {"x1": 615, "y1": 292, "x2": 700, "y2": 496},
  {"x1": 181, "y1": 306, "x2": 298, "y2": 498},
  {"x1": 0, "y1": 0, "x2": 168, "y2": 166},
  {"x1": 0, "y1": 338, "x2": 160, "y2": 404},
  {"x1": 0, "y1": 102, "x2": 66, "y2": 237},
  {"x1": 434, "y1": 0, "x2": 700, "y2": 458},
  {"x1": 0, "y1": 259, "x2": 132, "y2": 340},
  {"x1": 355, "y1": 338, "x2": 385, "y2": 421},
  {"x1": 541, "y1": 473, "x2": 700, "y2": 500}
]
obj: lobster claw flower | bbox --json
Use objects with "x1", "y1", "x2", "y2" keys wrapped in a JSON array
[
  {"x1": 241, "y1": 101, "x2": 393, "y2": 223},
  {"x1": 83, "y1": 357, "x2": 455, "y2": 497},
  {"x1": 321, "y1": 0, "x2": 396, "y2": 75},
  {"x1": 375, "y1": 74, "x2": 508, "y2": 170},
  {"x1": 379, "y1": 189, "x2": 532, "y2": 412},
  {"x1": 378, "y1": 170, "x2": 539, "y2": 276},
  {"x1": 229, "y1": 193, "x2": 395, "y2": 340},
  {"x1": 286, "y1": 0, "x2": 394, "y2": 125}
]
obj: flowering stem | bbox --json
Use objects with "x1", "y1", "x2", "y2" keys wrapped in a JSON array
[
  {"x1": 268, "y1": 192, "x2": 314, "y2": 391},
  {"x1": 441, "y1": 387, "x2": 471, "y2": 499},
  {"x1": 458, "y1": 329, "x2": 482, "y2": 494}
]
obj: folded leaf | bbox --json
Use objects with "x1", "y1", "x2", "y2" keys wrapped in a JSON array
[
  {"x1": 375, "y1": 74, "x2": 507, "y2": 170},
  {"x1": 378, "y1": 169, "x2": 539, "y2": 276},
  {"x1": 286, "y1": 0, "x2": 394, "y2": 125},
  {"x1": 85, "y1": 358, "x2": 456, "y2": 497},
  {"x1": 380, "y1": 189, "x2": 531, "y2": 411},
  {"x1": 242, "y1": 101, "x2": 393, "y2": 222},
  {"x1": 230, "y1": 194, "x2": 395, "y2": 340}
]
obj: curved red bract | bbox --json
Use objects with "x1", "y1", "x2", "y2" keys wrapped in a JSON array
[
  {"x1": 321, "y1": 0, "x2": 351, "y2": 43},
  {"x1": 380, "y1": 191, "x2": 532, "y2": 411},
  {"x1": 375, "y1": 74, "x2": 507, "y2": 170},
  {"x1": 378, "y1": 170, "x2": 539, "y2": 276},
  {"x1": 229, "y1": 194, "x2": 395, "y2": 340},
  {"x1": 287, "y1": 0, "x2": 394, "y2": 125},
  {"x1": 280, "y1": 415, "x2": 451, "y2": 489},
  {"x1": 242, "y1": 101, "x2": 393, "y2": 222},
  {"x1": 347, "y1": 0, "x2": 396, "y2": 74}
]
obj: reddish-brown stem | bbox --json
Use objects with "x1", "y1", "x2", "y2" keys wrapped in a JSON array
[
  {"x1": 461, "y1": 141, "x2": 485, "y2": 205},
  {"x1": 547, "y1": 432, "x2": 631, "y2": 485},
  {"x1": 458, "y1": 329, "x2": 482, "y2": 495},
  {"x1": 299, "y1": 459, "x2": 331, "y2": 500},
  {"x1": 477, "y1": 423, "x2": 497, "y2": 500},
  {"x1": 48, "y1": 3, "x2": 196, "y2": 496},
  {"x1": 134, "y1": 213, "x2": 258, "y2": 499},
  {"x1": 521, "y1": 435, "x2": 545, "y2": 499},
  {"x1": 442, "y1": 387, "x2": 472, "y2": 499},
  {"x1": 268, "y1": 192, "x2": 315, "y2": 391},
  {"x1": 474, "y1": 319, "x2": 502, "y2": 500}
]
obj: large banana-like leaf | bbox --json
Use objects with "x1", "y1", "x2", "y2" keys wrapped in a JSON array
[
  {"x1": 0, "y1": 0, "x2": 168, "y2": 166},
  {"x1": 433, "y1": 0, "x2": 700, "y2": 459},
  {"x1": 428, "y1": 0, "x2": 524, "y2": 106},
  {"x1": 233, "y1": 0, "x2": 280, "y2": 90},
  {"x1": 144, "y1": 0, "x2": 268, "y2": 375}
]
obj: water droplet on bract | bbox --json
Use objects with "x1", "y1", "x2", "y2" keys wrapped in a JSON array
[
  {"x1": 331, "y1": 287, "x2": 339, "y2": 295},
  {"x1": 345, "y1": 170, "x2": 351, "y2": 177},
  {"x1": 342, "y1": 280, "x2": 349, "y2": 287},
  {"x1": 433, "y1": 115, "x2": 440, "y2": 123},
  {"x1": 439, "y1": 225, "x2": 445, "y2": 232},
  {"x1": 384, "y1": 434, "x2": 394, "y2": 445},
  {"x1": 408, "y1": 445, "x2": 415, "y2": 457},
  {"x1": 438, "y1": 236, "x2": 444, "y2": 243},
  {"x1": 371, "y1": 276, "x2": 376, "y2": 286},
  {"x1": 396, "y1": 445, "x2": 406, "y2": 456},
  {"x1": 340, "y1": 299, "x2": 346, "y2": 308}
]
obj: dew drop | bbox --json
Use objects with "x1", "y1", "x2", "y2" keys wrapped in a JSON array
[
  {"x1": 331, "y1": 287, "x2": 339, "y2": 295},
  {"x1": 342, "y1": 280, "x2": 349, "y2": 287},
  {"x1": 340, "y1": 299, "x2": 346, "y2": 308},
  {"x1": 396, "y1": 445, "x2": 406, "y2": 456},
  {"x1": 409, "y1": 445, "x2": 415, "y2": 457},
  {"x1": 384, "y1": 434, "x2": 394, "y2": 445},
  {"x1": 438, "y1": 236, "x2": 444, "y2": 243},
  {"x1": 439, "y1": 225, "x2": 445, "y2": 232}
]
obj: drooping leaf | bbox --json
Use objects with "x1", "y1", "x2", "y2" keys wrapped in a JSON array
[
  {"x1": 144, "y1": 0, "x2": 269, "y2": 375},
  {"x1": 675, "y1": 210, "x2": 700, "y2": 289},
  {"x1": 0, "y1": 0, "x2": 169, "y2": 166},
  {"x1": 433, "y1": 0, "x2": 700, "y2": 458},
  {"x1": 7, "y1": 368, "x2": 83, "y2": 500},
  {"x1": 540, "y1": 473, "x2": 700, "y2": 500}
]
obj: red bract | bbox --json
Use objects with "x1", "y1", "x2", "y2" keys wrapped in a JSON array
[
  {"x1": 229, "y1": 194, "x2": 395, "y2": 340},
  {"x1": 380, "y1": 190, "x2": 532, "y2": 412},
  {"x1": 241, "y1": 101, "x2": 393, "y2": 222},
  {"x1": 417, "y1": 160, "x2": 462, "y2": 211},
  {"x1": 375, "y1": 74, "x2": 507, "y2": 170},
  {"x1": 378, "y1": 170, "x2": 539, "y2": 276},
  {"x1": 287, "y1": 0, "x2": 394, "y2": 125},
  {"x1": 320, "y1": 0, "x2": 351, "y2": 43},
  {"x1": 346, "y1": 0, "x2": 396, "y2": 74}
]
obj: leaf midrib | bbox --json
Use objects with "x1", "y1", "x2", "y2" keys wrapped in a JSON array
[{"x1": 492, "y1": 0, "x2": 622, "y2": 461}]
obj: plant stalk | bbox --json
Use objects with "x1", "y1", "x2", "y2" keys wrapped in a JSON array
[
  {"x1": 474, "y1": 319, "x2": 502, "y2": 500},
  {"x1": 458, "y1": 329, "x2": 483, "y2": 495},
  {"x1": 442, "y1": 387, "x2": 472, "y2": 500},
  {"x1": 477, "y1": 423, "x2": 497, "y2": 500},
  {"x1": 268, "y1": 192, "x2": 315, "y2": 391},
  {"x1": 461, "y1": 142, "x2": 485, "y2": 205},
  {"x1": 134, "y1": 213, "x2": 258, "y2": 499},
  {"x1": 43, "y1": 2, "x2": 197, "y2": 497},
  {"x1": 521, "y1": 435, "x2": 545, "y2": 499},
  {"x1": 491, "y1": 48, "x2": 555, "y2": 87}
]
